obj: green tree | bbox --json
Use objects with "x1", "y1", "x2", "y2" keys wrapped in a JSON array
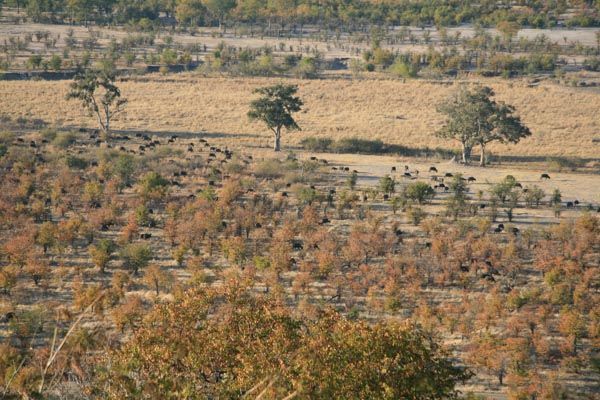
[
  {"x1": 248, "y1": 84, "x2": 303, "y2": 152},
  {"x1": 379, "y1": 175, "x2": 395, "y2": 195},
  {"x1": 446, "y1": 173, "x2": 468, "y2": 220},
  {"x1": 120, "y1": 243, "x2": 152, "y2": 275},
  {"x1": 203, "y1": 0, "x2": 236, "y2": 31},
  {"x1": 66, "y1": 67, "x2": 127, "y2": 138},
  {"x1": 436, "y1": 86, "x2": 531, "y2": 166},
  {"x1": 48, "y1": 54, "x2": 62, "y2": 71},
  {"x1": 175, "y1": 0, "x2": 206, "y2": 25},
  {"x1": 90, "y1": 239, "x2": 116, "y2": 273},
  {"x1": 405, "y1": 181, "x2": 435, "y2": 204}
]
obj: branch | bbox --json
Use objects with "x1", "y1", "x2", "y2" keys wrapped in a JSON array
[{"x1": 38, "y1": 292, "x2": 105, "y2": 393}]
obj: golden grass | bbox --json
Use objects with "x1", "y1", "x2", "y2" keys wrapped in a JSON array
[{"x1": 1, "y1": 74, "x2": 599, "y2": 158}]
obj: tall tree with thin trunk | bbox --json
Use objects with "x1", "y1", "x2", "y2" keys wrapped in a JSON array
[
  {"x1": 248, "y1": 84, "x2": 303, "y2": 152},
  {"x1": 66, "y1": 67, "x2": 127, "y2": 139},
  {"x1": 436, "y1": 85, "x2": 530, "y2": 166}
]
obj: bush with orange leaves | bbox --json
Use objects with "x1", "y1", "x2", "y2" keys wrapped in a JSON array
[{"x1": 92, "y1": 284, "x2": 472, "y2": 399}]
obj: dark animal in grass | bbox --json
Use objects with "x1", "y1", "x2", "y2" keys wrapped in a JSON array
[
  {"x1": 540, "y1": 173, "x2": 551, "y2": 180},
  {"x1": 429, "y1": 166, "x2": 437, "y2": 173},
  {"x1": 445, "y1": 172, "x2": 453, "y2": 177},
  {"x1": 566, "y1": 201, "x2": 574, "y2": 208},
  {"x1": 391, "y1": 166, "x2": 396, "y2": 172},
  {"x1": 0, "y1": 312, "x2": 15, "y2": 323},
  {"x1": 321, "y1": 217, "x2": 330, "y2": 224},
  {"x1": 140, "y1": 233, "x2": 152, "y2": 240}
]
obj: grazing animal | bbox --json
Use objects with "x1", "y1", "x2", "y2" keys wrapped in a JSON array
[
  {"x1": 321, "y1": 217, "x2": 331, "y2": 224},
  {"x1": 292, "y1": 241, "x2": 303, "y2": 250},
  {"x1": 310, "y1": 156, "x2": 318, "y2": 161},
  {"x1": 497, "y1": 223, "x2": 505, "y2": 230},
  {"x1": 395, "y1": 229, "x2": 403, "y2": 237},
  {"x1": 574, "y1": 200, "x2": 580, "y2": 205},
  {"x1": 512, "y1": 227, "x2": 520, "y2": 235},
  {"x1": 329, "y1": 189, "x2": 336, "y2": 195},
  {"x1": 540, "y1": 173, "x2": 551, "y2": 180},
  {"x1": 140, "y1": 233, "x2": 152, "y2": 240},
  {"x1": 479, "y1": 204, "x2": 486, "y2": 209},
  {"x1": 515, "y1": 183, "x2": 522, "y2": 188},
  {"x1": 383, "y1": 194, "x2": 389, "y2": 200},
  {"x1": 281, "y1": 192, "x2": 288, "y2": 197},
  {"x1": 208, "y1": 180, "x2": 215, "y2": 186},
  {"x1": 494, "y1": 227, "x2": 503, "y2": 233},
  {"x1": 255, "y1": 223, "x2": 262, "y2": 228},
  {"x1": 332, "y1": 167, "x2": 338, "y2": 171},
  {"x1": 404, "y1": 165, "x2": 409, "y2": 171},
  {"x1": 429, "y1": 166, "x2": 437, "y2": 173},
  {"x1": 403, "y1": 172, "x2": 412, "y2": 178},
  {"x1": 1, "y1": 312, "x2": 16, "y2": 323},
  {"x1": 566, "y1": 201, "x2": 574, "y2": 208},
  {"x1": 467, "y1": 176, "x2": 476, "y2": 182},
  {"x1": 445, "y1": 172, "x2": 453, "y2": 178},
  {"x1": 391, "y1": 166, "x2": 396, "y2": 172}
]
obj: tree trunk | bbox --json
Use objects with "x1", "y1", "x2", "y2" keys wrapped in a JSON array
[
  {"x1": 461, "y1": 143, "x2": 471, "y2": 164},
  {"x1": 479, "y1": 144, "x2": 486, "y2": 167},
  {"x1": 273, "y1": 128, "x2": 281, "y2": 152}
]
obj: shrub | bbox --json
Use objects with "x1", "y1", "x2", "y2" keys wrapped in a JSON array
[
  {"x1": 96, "y1": 288, "x2": 472, "y2": 398},
  {"x1": 52, "y1": 131, "x2": 77, "y2": 148},
  {"x1": 300, "y1": 137, "x2": 333, "y2": 152},
  {"x1": 405, "y1": 181, "x2": 435, "y2": 204},
  {"x1": 408, "y1": 207, "x2": 426, "y2": 225},
  {"x1": 332, "y1": 137, "x2": 386, "y2": 154},
  {"x1": 66, "y1": 155, "x2": 89, "y2": 169},
  {"x1": 120, "y1": 243, "x2": 152, "y2": 274}
]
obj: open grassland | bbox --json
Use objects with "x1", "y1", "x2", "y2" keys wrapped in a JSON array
[{"x1": 2, "y1": 74, "x2": 600, "y2": 159}]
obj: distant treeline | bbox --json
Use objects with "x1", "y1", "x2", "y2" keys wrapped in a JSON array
[{"x1": 5, "y1": 0, "x2": 600, "y2": 29}]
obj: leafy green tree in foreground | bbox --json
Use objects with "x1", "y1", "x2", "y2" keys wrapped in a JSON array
[
  {"x1": 66, "y1": 67, "x2": 127, "y2": 138},
  {"x1": 248, "y1": 84, "x2": 303, "y2": 152},
  {"x1": 94, "y1": 285, "x2": 471, "y2": 399},
  {"x1": 436, "y1": 85, "x2": 530, "y2": 166}
]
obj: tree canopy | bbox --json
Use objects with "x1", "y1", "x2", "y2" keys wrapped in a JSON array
[
  {"x1": 436, "y1": 85, "x2": 530, "y2": 166},
  {"x1": 66, "y1": 67, "x2": 127, "y2": 138},
  {"x1": 248, "y1": 83, "x2": 303, "y2": 152}
]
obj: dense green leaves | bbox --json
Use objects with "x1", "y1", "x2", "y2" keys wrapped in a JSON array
[
  {"x1": 248, "y1": 84, "x2": 303, "y2": 151},
  {"x1": 436, "y1": 85, "x2": 530, "y2": 166}
]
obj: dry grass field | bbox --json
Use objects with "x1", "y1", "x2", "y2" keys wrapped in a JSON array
[{"x1": 1, "y1": 74, "x2": 600, "y2": 159}]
